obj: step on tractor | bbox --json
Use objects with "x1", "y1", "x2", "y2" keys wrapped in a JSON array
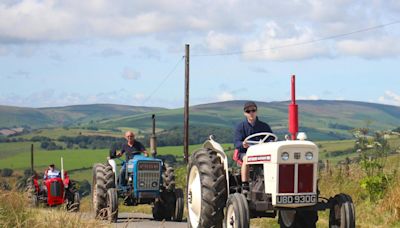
[
  {"x1": 27, "y1": 158, "x2": 80, "y2": 212},
  {"x1": 92, "y1": 115, "x2": 184, "y2": 222},
  {"x1": 186, "y1": 76, "x2": 355, "y2": 228}
]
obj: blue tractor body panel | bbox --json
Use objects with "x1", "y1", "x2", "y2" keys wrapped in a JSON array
[{"x1": 124, "y1": 155, "x2": 163, "y2": 200}]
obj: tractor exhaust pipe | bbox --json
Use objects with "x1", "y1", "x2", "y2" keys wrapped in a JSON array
[
  {"x1": 150, "y1": 114, "x2": 157, "y2": 158},
  {"x1": 289, "y1": 75, "x2": 299, "y2": 140},
  {"x1": 61, "y1": 157, "x2": 64, "y2": 181}
]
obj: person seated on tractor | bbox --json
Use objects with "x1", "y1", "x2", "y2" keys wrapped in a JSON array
[
  {"x1": 233, "y1": 101, "x2": 273, "y2": 193},
  {"x1": 43, "y1": 164, "x2": 61, "y2": 180},
  {"x1": 116, "y1": 131, "x2": 148, "y2": 186}
]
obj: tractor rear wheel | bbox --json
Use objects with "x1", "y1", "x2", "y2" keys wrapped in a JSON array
[
  {"x1": 162, "y1": 164, "x2": 176, "y2": 192},
  {"x1": 224, "y1": 193, "x2": 250, "y2": 228},
  {"x1": 26, "y1": 177, "x2": 38, "y2": 207},
  {"x1": 187, "y1": 148, "x2": 227, "y2": 228},
  {"x1": 329, "y1": 194, "x2": 355, "y2": 228},
  {"x1": 92, "y1": 163, "x2": 116, "y2": 219},
  {"x1": 106, "y1": 188, "x2": 118, "y2": 223},
  {"x1": 279, "y1": 210, "x2": 318, "y2": 228},
  {"x1": 173, "y1": 188, "x2": 184, "y2": 222},
  {"x1": 92, "y1": 163, "x2": 106, "y2": 218}
]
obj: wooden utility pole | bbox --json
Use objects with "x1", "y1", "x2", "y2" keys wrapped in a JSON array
[
  {"x1": 184, "y1": 44, "x2": 190, "y2": 163},
  {"x1": 30, "y1": 144, "x2": 34, "y2": 174}
]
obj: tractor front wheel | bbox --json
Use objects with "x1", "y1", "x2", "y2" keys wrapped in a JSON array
[
  {"x1": 279, "y1": 210, "x2": 318, "y2": 228},
  {"x1": 329, "y1": 193, "x2": 355, "y2": 228},
  {"x1": 187, "y1": 148, "x2": 227, "y2": 228},
  {"x1": 152, "y1": 200, "x2": 167, "y2": 221},
  {"x1": 173, "y1": 188, "x2": 184, "y2": 222},
  {"x1": 224, "y1": 193, "x2": 250, "y2": 228}
]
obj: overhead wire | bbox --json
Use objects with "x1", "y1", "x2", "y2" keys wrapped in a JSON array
[
  {"x1": 142, "y1": 56, "x2": 184, "y2": 105},
  {"x1": 192, "y1": 20, "x2": 400, "y2": 57}
]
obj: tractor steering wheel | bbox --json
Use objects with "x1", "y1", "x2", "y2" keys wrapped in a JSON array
[{"x1": 244, "y1": 132, "x2": 278, "y2": 145}]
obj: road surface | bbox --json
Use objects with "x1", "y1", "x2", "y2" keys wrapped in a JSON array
[{"x1": 110, "y1": 213, "x2": 187, "y2": 228}]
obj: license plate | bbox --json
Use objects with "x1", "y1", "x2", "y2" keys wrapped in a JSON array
[{"x1": 276, "y1": 194, "x2": 317, "y2": 204}]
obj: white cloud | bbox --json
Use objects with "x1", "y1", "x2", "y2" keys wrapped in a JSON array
[
  {"x1": 242, "y1": 22, "x2": 330, "y2": 60},
  {"x1": 217, "y1": 91, "x2": 234, "y2": 101},
  {"x1": 0, "y1": 0, "x2": 398, "y2": 60},
  {"x1": 378, "y1": 90, "x2": 400, "y2": 106},
  {"x1": 336, "y1": 37, "x2": 400, "y2": 58},
  {"x1": 0, "y1": 89, "x2": 148, "y2": 107},
  {"x1": 121, "y1": 67, "x2": 140, "y2": 80},
  {"x1": 205, "y1": 31, "x2": 239, "y2": 51}
]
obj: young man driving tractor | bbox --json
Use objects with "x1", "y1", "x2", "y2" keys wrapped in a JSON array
[{"x1": 233, "y1": 101, "x2": 273, "y2": 192}]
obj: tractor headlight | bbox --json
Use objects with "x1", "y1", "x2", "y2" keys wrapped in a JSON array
[
  {"x1": 281, "y1": 152, "x2": 289, "y2": 161},
  {"x1": 139, "y1": 181, "x2": 145, "y2": 187},
  {"x1": 151, "y1": 181, "x2": 158, "y2": 187},
  {"x1": 305, "y1": 152, "x2": 313, "y2": 160}
]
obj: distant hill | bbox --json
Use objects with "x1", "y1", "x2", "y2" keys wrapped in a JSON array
[
  {"x1": 1, "y1": 100, "x2": 400, "y2": 141},
  {"x1": 97, "y1": 100, "x2": 400, "y2": 140},
  {"x1": 0, "y1": 104, "x2": 165, "y2": 128}
]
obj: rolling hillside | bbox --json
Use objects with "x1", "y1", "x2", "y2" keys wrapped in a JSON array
[
  {"x1": 0, "y1": 104, "x2": 165, "y2": 128},
  {"x1": 97, "y1": 100, "x2": 400, "y2": 140},
  {"x1": 1, "y1": 100, "x2": 400, "y2": 140}
]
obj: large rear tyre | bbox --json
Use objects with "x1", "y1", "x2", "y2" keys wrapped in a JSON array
[
  {"x1": 92, "y1": 163, "x2": 105, "y2": 218},
  {"x1": 329, "y1": 194, "x2": 355, "y2": 228},
  {"x1": 187, "y1": 149, "x2": 227, "y2": 228},
  {"x1": 173, "y1": 188, "x2": 184, "y2": 222},
  {"x1": 279, "y1": 210, "x2": 318, "y2": 228},
  {"x1": 107, "y1": 188, "x2": 118, "y2": 223},
  {"x1": 224, "y1": 193, "x2": 250, "y2": 228},
  {"x1": 26, "y1": 177, "x2": 38, "y2": 207},
  {"x1": 162, "y1": 164, "x2": 176, "y2": 192},
  {"x1": 92, "y1": 163, "x2": 116, "y2": 219}
]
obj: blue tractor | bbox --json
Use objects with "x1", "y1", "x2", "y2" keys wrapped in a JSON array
[{"x1": 92, "y1": 153, "x2": 184, "y2": 222}]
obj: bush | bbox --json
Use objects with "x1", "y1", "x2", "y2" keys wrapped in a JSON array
[{"x1": 1, "y1": 168, "x2": 13, "y2": 177}]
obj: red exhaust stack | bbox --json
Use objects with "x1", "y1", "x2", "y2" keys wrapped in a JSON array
[{"x1": 289, "y1": 75, "x2": 298, "y2": 140}]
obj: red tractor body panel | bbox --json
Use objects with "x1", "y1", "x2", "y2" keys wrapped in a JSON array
[{"x1": 45, "y1": 177, "x2": 65, "y2": 206}]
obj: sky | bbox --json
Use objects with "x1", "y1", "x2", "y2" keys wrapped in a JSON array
[{"x1": 0, "y1": 0, "x2": 400, "y2": 108}]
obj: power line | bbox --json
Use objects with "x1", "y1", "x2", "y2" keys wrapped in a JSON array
[
  {"x1": 192, "y1": 20, "x2": 400, "y2": 57},
  {"x1": 142, "y1": 56, "x2": 184, "y2": 105}
]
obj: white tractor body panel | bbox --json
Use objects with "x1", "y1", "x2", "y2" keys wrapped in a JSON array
[
  {"x1": 203, "y1": 137, "x2": 229, "y2": 193},
  {"x1": 245, "y1": 140, "x2": 319, "y2": 208},
  {"x1": 108, "y1": 159, "x2": 118, "y2": 187}
]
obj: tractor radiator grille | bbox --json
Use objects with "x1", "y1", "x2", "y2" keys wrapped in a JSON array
[
  {"x1": 279, "y1": 164, "x2": 295, "y2": 193},
  {"x1": 298, "y1": 164, "x2": 313, "y2": 193},
  {"x1": 50, "y1": 181, "x2": 62, "y2": 197},
  {"x1": 279, "y1": 164, "x2": 314, "y2": 193},
  {"x1": 137, "y1": 171, "x2": 160, "y2": 191}
]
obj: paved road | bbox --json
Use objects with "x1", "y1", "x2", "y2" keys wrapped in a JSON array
[{"x1": 111, "y1": 213, "x2": 187, "y2": 228}]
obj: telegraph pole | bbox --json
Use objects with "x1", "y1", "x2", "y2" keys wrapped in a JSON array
[
  {"x1": 184, "y1": 44, "x2": 190, "y2": 163},
  {"x1": 30, "y1": 144, "x2": 34, "y2": 174}
]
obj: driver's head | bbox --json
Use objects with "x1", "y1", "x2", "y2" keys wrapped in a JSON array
[
  {"x1": 243, "y1": 101, "x2": 258, "y2": 121},
  {"x1": 125, "y1": 131, "x2": 135, "y2": 143},
  {"x1": 49, "y1": 164, "x2": 55, "y2": 171}
]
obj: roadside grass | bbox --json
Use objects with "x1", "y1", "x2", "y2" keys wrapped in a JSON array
[{"x1": 0, "y1": 189, "x2": 108, "y2": 228}]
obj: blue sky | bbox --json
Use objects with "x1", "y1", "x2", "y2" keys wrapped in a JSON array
[{"x1": 0, "y1": 0, "x2": 399, "y2": 108}]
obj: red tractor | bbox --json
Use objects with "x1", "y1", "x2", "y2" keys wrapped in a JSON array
[{"x1": 27, "y1": 159, "x2": 80, "y2": 212}]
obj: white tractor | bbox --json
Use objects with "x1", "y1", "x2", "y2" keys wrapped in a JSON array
[{"x1": 186, "y1": 76, "x2": 355, "y2": 228}]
